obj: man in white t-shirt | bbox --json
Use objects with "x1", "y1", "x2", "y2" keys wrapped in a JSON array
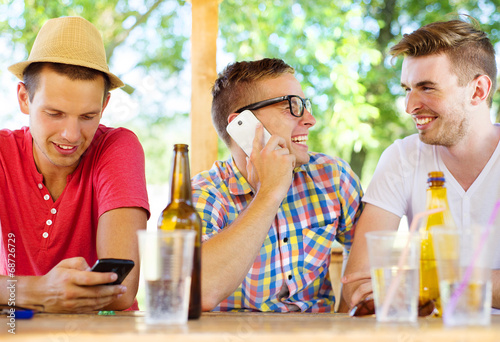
[{"x1": 341, "y1": 18, "x2": 500, "y2": 313}]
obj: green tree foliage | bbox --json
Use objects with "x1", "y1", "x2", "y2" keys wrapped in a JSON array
[
  {"x1": 3, "y1": 0, "x2": 500, "y2": 185},
  {"x1": 0, "y1": 0, "x2": 191, "y2": 184},
  {"x1": 218, "y1": 0, "x2": 500, "y2": 183},
  {"x1": 1, "y1": 0, "x2": 188, "y2": 82}
]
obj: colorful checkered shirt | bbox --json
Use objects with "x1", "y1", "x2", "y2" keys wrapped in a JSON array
[{"x1": 192, "y1": 152, "x2": 363, "y2": 312}]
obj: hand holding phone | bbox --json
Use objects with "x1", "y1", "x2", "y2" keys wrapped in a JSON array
[
  {"x1": 226, "y1": 110, "x2": 272, "y2": 156},
  {"x1": 91, "y1": 258, "x2": 135, "y2": 285}
]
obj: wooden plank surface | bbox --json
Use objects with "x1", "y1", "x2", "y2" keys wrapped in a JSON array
[{"x1": 4, "y1": 311, "x2": 500, "y2": 342}]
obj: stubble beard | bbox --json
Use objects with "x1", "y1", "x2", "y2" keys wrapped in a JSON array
[{"x1": 419, "y1": 104, "x2": 469, "y2": 148}]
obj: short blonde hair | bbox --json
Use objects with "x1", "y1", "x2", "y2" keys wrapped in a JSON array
[{"x1": 390, "y1": 18, "x2": 497, "y2": 107}]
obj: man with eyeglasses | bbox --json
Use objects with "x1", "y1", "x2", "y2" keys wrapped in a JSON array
[{"x1": 192, "y1": 58, "x2": 363, "y2": 312}]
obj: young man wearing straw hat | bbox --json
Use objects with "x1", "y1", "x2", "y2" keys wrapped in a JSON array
[
  {"x1": 341, "y1": 18, "x2": 500, "y2": 313},
  {"x1": 0, "y1": 17, "x2": 149, "y2": 312}
]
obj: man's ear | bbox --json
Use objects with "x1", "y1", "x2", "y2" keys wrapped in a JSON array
[
  {"x1": 227, "y1": 112, "x2": 239, "y2": 124},
  {"x1": 101, "y1": 92, "x2": 111, "y2": 114},
  {"x1": 470, "y1": 75, "x2": 492, "y2": 106},
  {"x1": 17, "y1": 82, "x2": 30, "y2": 115}
]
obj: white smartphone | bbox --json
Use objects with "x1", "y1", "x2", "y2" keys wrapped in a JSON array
[{"x1": 226, "y1": 110, "x2": 271, "y2": 157}]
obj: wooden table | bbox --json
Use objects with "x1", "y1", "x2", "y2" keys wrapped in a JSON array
[{"x1": 3, "y1": 311, "x2": 500, "y2": 342}]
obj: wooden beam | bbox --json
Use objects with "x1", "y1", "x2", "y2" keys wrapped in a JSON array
[{"x1": 190, "y1": 0, "x2": 219, "y2": 175}]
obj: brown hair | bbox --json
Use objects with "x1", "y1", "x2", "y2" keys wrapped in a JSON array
[
  {"x1": 211, "y1": 58, "x2": 295, "y2": 145},
  {"x1": 23, "y1": 62, "x2": 111, "y2": 103},
  {"x1": 390, "y1": 18, "x2": 497, "y2": 107}
]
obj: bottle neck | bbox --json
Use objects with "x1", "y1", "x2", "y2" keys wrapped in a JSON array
[
  {"x1": 427, "y1": 186, "x2": 448, "y2": 204},
  {"x1": 169, "y1": 147, "x2": 193, "y2": 205},
  {"x1": 424, "y1": 184, "x2": 456, "y2": 229},
  {"x1": 425, "y1": 186, "x2": 449, "y2": 209}
]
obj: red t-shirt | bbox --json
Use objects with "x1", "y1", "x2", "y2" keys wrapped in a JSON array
[{"x1": 0, "y1": 125, "x2": 150, "y2": 276}]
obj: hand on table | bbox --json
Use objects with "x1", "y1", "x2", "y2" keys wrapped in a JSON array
[
  {"x1": 26, "y1": 257, "x2": 126, "y2": 313},
  {"x1": 342, "y1": 270, "x2": 373, "y2": 310},
  {"x1": 343, "y1": 271, "x2": 436, "y2": 317}
]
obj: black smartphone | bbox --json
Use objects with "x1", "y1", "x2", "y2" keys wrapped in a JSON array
[{"x1": 91, "y1": 258, "x2": 135, "y2": 285}]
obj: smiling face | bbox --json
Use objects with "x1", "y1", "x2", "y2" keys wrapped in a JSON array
[
  {"x1": 249, "y1": 73, "x2": 316, "y2": 166},
  {"x1": 401, "y1": 53, "x2": 472, "y2": 147},
  {"x1": 18, "y1": 66, "x2": 109, "y2": 177}
]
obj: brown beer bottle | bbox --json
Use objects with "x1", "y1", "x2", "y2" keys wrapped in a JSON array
[{"x1": 158, "y1": 144, "x2": 202, "y2": 319}]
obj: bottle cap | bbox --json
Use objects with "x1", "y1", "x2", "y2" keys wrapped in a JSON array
[
  {"x1": 427, "y1": 171, "x2": 445, "y2": 183},
  {"x1": 173, "y1": 143, "x2": 189, "y2": 151}
]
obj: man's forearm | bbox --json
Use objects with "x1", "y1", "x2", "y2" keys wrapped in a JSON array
[
  {"x1": 97, "y1": 207, "x2": 147, "y2": 311},
  {"x1": 0, "y1": 275, "x2": 38, "y2": 306},
  {"x1": 0, "y1": 275, "x2": 21, "y2": 306},
  {"x1": 201, "y1": 192, "x2": 283, "y2": 311}
]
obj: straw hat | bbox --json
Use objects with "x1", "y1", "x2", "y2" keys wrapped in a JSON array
[{"x1": 8, "y1": 16, "x2": 124, "y2": 90}]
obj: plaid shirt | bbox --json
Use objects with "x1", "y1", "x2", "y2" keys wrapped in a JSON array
[{"x1": 192, "y1": 152, "x2": 363, "y2": 312}]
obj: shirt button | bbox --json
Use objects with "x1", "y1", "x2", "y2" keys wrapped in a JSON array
[
  {"x1": 283, "y1": 237, "x2": 288, "y2": 243},
  {"x1": 46, "y1": 220, "x2": 53, "y2": 226},
  {"x1": 38, "y1": 183, "x2": 43, "y2": 189},
  {"x1": 51, "y1": 208, "x2": 57, "y2": 214},
  {"x1": 42, "y1": 232, "x2": 49, "y2": 238},
  {"x1": 43, "y1": 194, "x2": 50, "y2": 201},
  {"x1": 288, "y1": 274, "x2": 292, "y2": 280}
]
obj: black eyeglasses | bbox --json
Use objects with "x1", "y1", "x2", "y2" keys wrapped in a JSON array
[{"x1": 235, "y1": 95, "x2": 312, "y2": 117}]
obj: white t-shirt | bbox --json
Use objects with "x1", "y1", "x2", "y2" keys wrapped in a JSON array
[
  {"x1": 364, "y1": 133, "x2": 500, "y2": 231},
  {"x1": 364, "y1": 133, "x2": 500, "y2": 312}
]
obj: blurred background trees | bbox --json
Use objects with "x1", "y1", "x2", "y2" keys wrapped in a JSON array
[{"x1": 2, "y1": 0, "x2": 500, "y2": 186}]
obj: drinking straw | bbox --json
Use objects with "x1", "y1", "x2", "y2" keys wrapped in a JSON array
[
  {"x1": 444, "y1": 200, "x2": 500, "y2": 319},
  {"x1": 378, "y1": 207, "x2": 445, "y2": 320}
]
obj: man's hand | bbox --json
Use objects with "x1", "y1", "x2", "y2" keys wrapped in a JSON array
[
  {"x1": 342, "y1": 270, "x2": 373, "y2": 309},
  {"x1": 246, "y1": 123, "x2": 295, "y2": 201},
  {"x1": 343, "y1": 271, "x2": 436, "y2": 317},
  {"x1": 18, "y1": 257, "x2": 126, "y2": 313},
  {"x1": 341, "y1": 204, "x2": 401, "y2": 311}
]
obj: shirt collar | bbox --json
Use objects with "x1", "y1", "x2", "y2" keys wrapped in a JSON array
[
  {"x1": 226, "y1": 157, "x2": 254, "y2": 196},
  {"x1": 294, "y1": 163, "x2": 308, "y2": 174}
]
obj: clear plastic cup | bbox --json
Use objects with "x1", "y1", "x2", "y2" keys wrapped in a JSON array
[
  {"x1": 432, "y1": 225, "x2": 493, "y2": 326},
  {"x1": 366, "y1": 231, "x2": 420, "y2": 323},
  {"x1": 137, "y1": 230, "x2": 195, "y2": 325}
]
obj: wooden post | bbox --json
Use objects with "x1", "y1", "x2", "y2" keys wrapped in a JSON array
[{"x1": 190, "y1": 0, "x2": 219, "y2": 175}]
